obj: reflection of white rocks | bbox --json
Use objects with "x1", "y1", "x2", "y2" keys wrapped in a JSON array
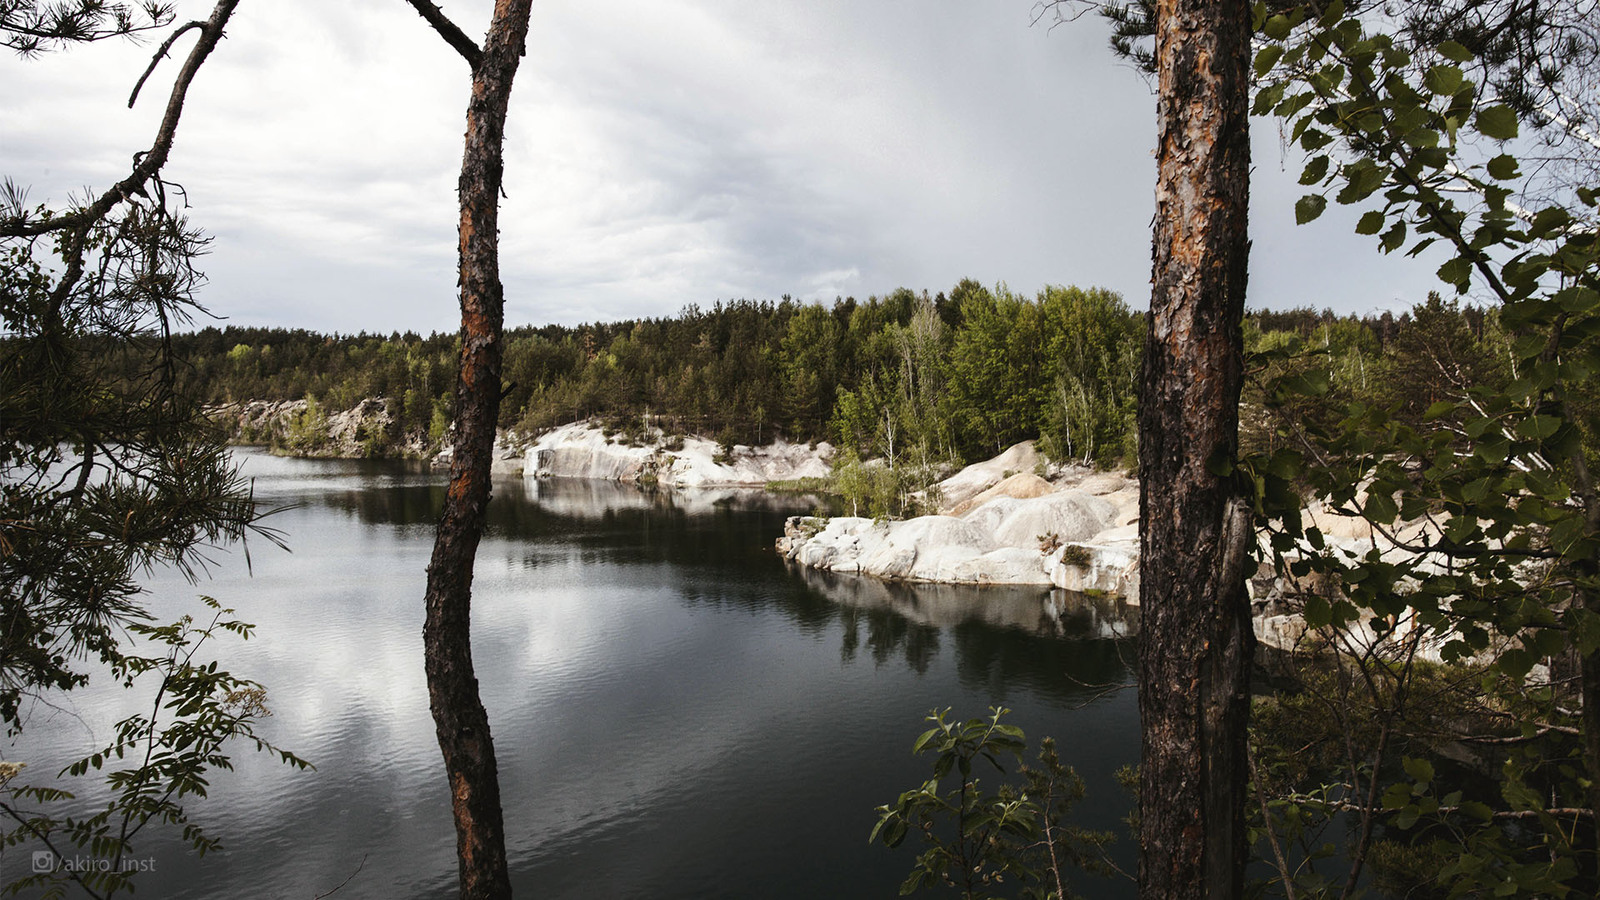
[
  {"x1": 491, "y1": 475, "x2": 813, "y2": 519},
  {"x1": 789, "y1": 565, "x2": 1140, "y2": 640},
  {"x1": 523, "y1": 422, "x2": 832, "y2": 488}
]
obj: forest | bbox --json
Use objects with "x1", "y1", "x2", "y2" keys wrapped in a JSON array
[
  {"x1": 158, "y1": 284, "x2": 1505, "y2": 476},
  {"x1": 7, "y1": 0, "x2": 1600, "y2": 897}
]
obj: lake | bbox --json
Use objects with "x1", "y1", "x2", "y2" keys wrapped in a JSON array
[{"x1": 7, "y1": 451, "x2": 1140, "y2": 898}]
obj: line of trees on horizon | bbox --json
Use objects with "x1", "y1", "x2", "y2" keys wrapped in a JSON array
[{"x1": 150, "y1": 283, "x2": 1510, "y2": 472}]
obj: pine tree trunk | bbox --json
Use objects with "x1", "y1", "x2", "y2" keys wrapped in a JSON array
[
  {"x1": 422, "y1": 3, "x2": 534, "y2": 898},
  {"x1": 1137, "y1": 0, "x2": 1255, "y2": 896}
]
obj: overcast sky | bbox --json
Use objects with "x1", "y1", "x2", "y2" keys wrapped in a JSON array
[{"x1": 1, "y1": 0, "x2": 1449, "y2": 334}]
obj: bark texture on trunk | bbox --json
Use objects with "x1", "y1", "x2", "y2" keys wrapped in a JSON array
[
  {"x1": 422, "y1": 3, "x2": 533, "y2": 898},
  {"x1": 1137, "y1": 0, "x2": 1255, "y2": 896},
  {"x1": 1584, "y1": 646, "x2": 1600, "y2": 878}
]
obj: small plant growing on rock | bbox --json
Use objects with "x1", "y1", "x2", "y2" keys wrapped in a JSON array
[
  {"x1": 1037, "y1": 532, "x2": 1063, "y2": 554},
  {"x1": 1058, "y1": 545, "x2": 1092, "y2": 568}
]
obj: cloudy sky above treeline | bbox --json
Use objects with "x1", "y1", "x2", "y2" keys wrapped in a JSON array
[{"x1": 2, "y1": 0, "x2": 1448, "y2": 334}]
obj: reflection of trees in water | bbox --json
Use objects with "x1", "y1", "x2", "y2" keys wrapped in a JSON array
[
  {"x1": 310, "y1": 474, "x2": 811, "y2": 561},
  {"x1": 951, "y1": 624, "x2": 1133, "y2": 706},
  {"x1": 301, "y1": 464, "x2": 1135, "y2": 705},
  {"x1": 790, "y1": 565, "x2": 1139, "y2": 639},
  {"x1": 838, "y1": 606, "x2": 942, "y2": 674},
  {"x1": 310, "y1": 481, "x2": 448, "y2": 528},
  {"x1": 798, "y1": 565, "x2": 1138, "y2": 704}
]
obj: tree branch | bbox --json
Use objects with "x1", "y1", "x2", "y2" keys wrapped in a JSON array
[
  {"x1": 128, "y1": 19, "x2": 205, "y2": 108},
  {"x1": 0, "y1": 0, "x2": 240, "y2": 240},
  {"x1": 402, "y1": 0, "x2": 482, "y2": 69}
]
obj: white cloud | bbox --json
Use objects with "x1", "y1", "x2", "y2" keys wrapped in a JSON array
[{"x1": 0, "y1": 0, "x2": 1445, "y2": 333}]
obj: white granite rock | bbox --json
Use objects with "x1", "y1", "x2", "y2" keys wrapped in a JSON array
[{"x1": 524, "y1": 422, "x2": 833, "y2": 487}]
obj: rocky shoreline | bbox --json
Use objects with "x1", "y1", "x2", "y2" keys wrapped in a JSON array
[
  {"x1": 216, "y1": 400, "x2": 1440, "y2": 659},
  {"x1": 435, "y1": 421, "x2": 834, "y2": 486},
  {"x1": 776, "y1": 442, "x2": 1142, "y2": 594},
  {"x1": 214, "y1": 401, "x2": 836, "y2": 486},
  {"x1": 214, "y1": 398, "x2": 434, "y2": 458},
  {"x1": 773, "y1": 440, "x2": 1467, "y2": 661}
]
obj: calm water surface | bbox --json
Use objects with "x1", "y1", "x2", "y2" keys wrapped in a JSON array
[{"x1": 8, "y1": 451, "x2": 1139, "y2": 898}]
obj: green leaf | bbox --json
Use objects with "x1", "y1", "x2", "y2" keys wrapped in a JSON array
[
  {"x1": 1381, "y1": 782, "x2": 1413, "y2": 810},
  {"x1": 1263, "y1": 13, "x2": 1292, "y2": 40},
  {"x1": 1437, "y1": 256, "x2": 1473, "y2": 289},
  {"x1": 1304, "y1": 594, "x2": 1333, "y2": 628},
  {"x1": 1380, "y1": 220, "x2": 1407, "y2": 253},
  {"x1": 1423, "y1": 64, "x2": 1463, "y2": 95},
  {"x1": 1530, "y1": 205, "x2": 1573, "y2": 238},
  {"x1": 1254, "y1": 44, "x2": 1284, "y2": 78},
  {"x1": 1207, "y1": 449, "x2": 1234, "y2": 477},
  {"x1": 1402, "y1": 756, "x2": 1435, "y2": 783},
  {"x1": 1497, "y1": 648, "x2": 1534, "y2": 679},
  {"x1": 1267, "y1": 449, "x2": 1304, "y2": 479},
  {"x1": 1299, "y1": 155, "x2": 1330, "y2": 185},
  {"x1": 1423, "y1": 400, "x2": 1456, "y2": 420},
  {"x1": 1515, "y1": 414, "x2": 1562, "y2": 441},
  {"x1": 1475, "y1": 105, "x2": 1519, "y2": 140},
  {"x1": 1486, "y1": 153, "x2": 1519, "y2": 180},
  {"x1": 1296, "y1": 194, "x2": 1328, "y2": 224},
  {"x1": 1436, "y1": 40, "x2": 1472, "y2": 62},
  {"x1": 1364, "y1": 489, "x2": 1398, "y2": 524},
  {"x1": 1355, "y1": 210, "x2": 1385, "y2": 235},
  {"x1": 1336, "y1": 161, "x2": 1387, "y2": 203}
]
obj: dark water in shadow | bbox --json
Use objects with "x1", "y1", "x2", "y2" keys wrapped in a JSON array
[{"x1": 4, "y1": 452, "x2": 1139, "y2": 899}]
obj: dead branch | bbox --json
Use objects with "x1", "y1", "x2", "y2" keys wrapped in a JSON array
[
  {"x1": 128, "y1": 19, "x2": 205, "y2": 108},
  {"x1": 0, "y1": 0, "x2": 240, "y2": 240},
  {"x1": 402, "y1": 0, "x2": 482, "y2": 69}
]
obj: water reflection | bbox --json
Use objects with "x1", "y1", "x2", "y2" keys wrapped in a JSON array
[
  {"x1": 792, "y1": 564, "x2": 1139, "y2": 639},
  {"x1": 794, "y1": 567, "x2": 1139, "y2": 703},
  {"x1": 10, "y1": 453, "x2": 1138, "y2": 900}
]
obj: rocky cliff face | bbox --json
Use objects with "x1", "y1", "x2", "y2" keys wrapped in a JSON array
[
  {"x1": 214, "y1": 398, "x2": 433, "y2": 458},
  {"x1": 777, "y1": 448, "x2": 1141, "y2": 588},
  {"x1": 521, "y1": 422, "x2": 833, "y2": 487},
  {"x1": 775, "y1": 442, "x2": 1476, "y2": 661}
]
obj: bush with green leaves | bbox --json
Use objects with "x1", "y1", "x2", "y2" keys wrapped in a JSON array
[
  {"x1": 871, "y1": 707, "x2": 1114, "y2": 900},
  {"x1": 1227, "y1": 0, "x2": 1600, "y2": 893},
  {"x1": 0, "y1": 599, "x2": 310, "y2": 899}
]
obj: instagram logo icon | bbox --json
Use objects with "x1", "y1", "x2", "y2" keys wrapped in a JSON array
[{"x1": 31, "y1": 851, "x2": 54, "y2": 873}]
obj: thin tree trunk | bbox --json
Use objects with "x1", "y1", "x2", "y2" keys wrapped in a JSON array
[
  {"x1": 1136, "y1": 0, "x2": 1254, "y2": 895},
  {"x1": 421, "y1": 2, "x2": 533, "y2": 898}
]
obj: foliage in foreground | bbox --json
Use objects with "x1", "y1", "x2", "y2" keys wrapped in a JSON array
[
  {"x1": 2, "y1": 6, "x2": 311, "y2": 891},
  {"x1": 0, "y1": 599, "x2": 310, "y2": 899},
  {"x1": 872, "y1": 708, "x2": 1114, "y2": 900},
  {"x1": 1226, "y1": 0, "x2": 1600, "y2": 894}
]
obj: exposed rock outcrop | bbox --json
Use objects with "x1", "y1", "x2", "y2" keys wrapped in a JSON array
[
  {"x1": 214, "y1": 398, "x2": 432, "y2": 458},
  {"x1": 778, "y1": 446, "x2": 1138, "y2": 589},
  {"x1": 430, "y1": 432, "x2": 530, "y2": 476},
  {"x1": 523, "y1": 422, "x2": 832, "y2": 488},
  {"x1": 933, "y1": 442, "x2": 1042, "y2": 509},
  {"x1": 780, "y1": 440, "x2": 1488, "y2": 662}
]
